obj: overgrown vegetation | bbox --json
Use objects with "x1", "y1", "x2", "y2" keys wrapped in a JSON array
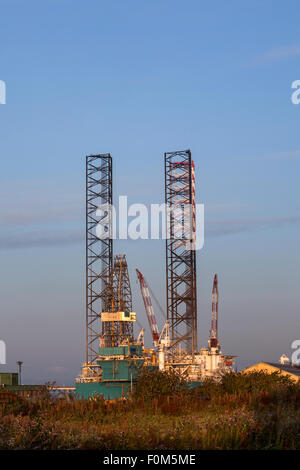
[
  {"x1": 132, "y1": 368, "x2": 187, "y2": 401},
  {"x1": 1, "y1": 370, "x2": 300, "y2": 450}
]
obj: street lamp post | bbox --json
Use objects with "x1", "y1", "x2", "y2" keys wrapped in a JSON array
[{"x1": 16, "y1": 361, "x2": 23, "y2": 385}]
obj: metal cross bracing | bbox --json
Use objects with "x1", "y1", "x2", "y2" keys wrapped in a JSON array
[
  {"x1": 165, "y1": 150, "x2": 197, "y2": 357},
  {"x1": 86, "y1": 154, "x2": 113, "y2": 364},
  {"x1": 110, "y1": 254, "x2": 134, "y2": 346}
]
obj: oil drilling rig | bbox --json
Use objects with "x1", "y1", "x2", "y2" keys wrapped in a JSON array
[
  {"x1": 161, "y1": 150, "x2": 234, "y2": 381},
  {"x1": 76, "y1": 151, "x2": 235, "y2": 399},
  {"x1": 76, "y1": 155, "x2": 147, "y2": 399}
]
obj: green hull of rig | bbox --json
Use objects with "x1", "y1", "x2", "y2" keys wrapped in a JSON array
[
  {"x1": 76, "y1": 345, "x2": 203, "y2": 399},
  {"x1": 76, "y1": 381, "x2": 131, "y2": 400},
  {"x1": 76, "y1": 344, "x2": 154, "y2": 400}
]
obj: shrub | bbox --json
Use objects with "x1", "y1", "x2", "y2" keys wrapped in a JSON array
[
  {"x1": 132, "y1": 369, "x2": 187, "y2": 401},
  {"x1": 197, "y1": 371, "x2": 296, "y2": 398}
]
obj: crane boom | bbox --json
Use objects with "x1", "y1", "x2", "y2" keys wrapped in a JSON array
[
  {"x1": 136, "y1": 269, "x2": 160, "y2": 347},
  {"x1": 209, "y1": 274, "x2": 219, "y2": 349}
]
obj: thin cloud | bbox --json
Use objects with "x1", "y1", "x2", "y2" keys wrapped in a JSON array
[
  {"x1": 250, "y1": 45, "x2": 300, "y2": 66},
  {"x1": 0, "y1": 205, "x2": 84, "y2": 228},
  {"x1": 206, "y1": 215, "x2": 300, "y2": 238},
  {"x1": 47, "y1": 366, "x2": 66, "y2": 374},
  {"x1": 0, "y1": 230, "x2": 84, "y2": 250},
  {"x1": 205, "y1": 203, "x2": 246, "y2": 214},
  {"x1": 263, "y1": 150, "x2": 300, "y2": 161},
  {"x1": 0, "y1": 215, "x2": 299, "y2": 249}
]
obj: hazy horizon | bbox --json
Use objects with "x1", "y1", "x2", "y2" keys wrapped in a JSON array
[{"x1": 1, "y1": 0, "x2": 300, "y2": 384}]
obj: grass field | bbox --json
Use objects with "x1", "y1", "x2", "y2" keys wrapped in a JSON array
[{"x1": 1, "y1": 370, "x2": 300, "y2": 450}]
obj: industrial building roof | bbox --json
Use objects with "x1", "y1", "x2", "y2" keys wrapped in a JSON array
[{"x1": 265, "y1": 363, "x2": 300, "y2": 377}]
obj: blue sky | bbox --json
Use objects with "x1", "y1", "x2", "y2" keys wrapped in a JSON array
[{"x1": 0, "y1": 0, "x2": 300, "y2": 384}]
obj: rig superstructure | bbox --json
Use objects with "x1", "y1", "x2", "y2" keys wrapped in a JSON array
[{"x1": 76, "y1": 151, "x2": 235, "y2": 399}]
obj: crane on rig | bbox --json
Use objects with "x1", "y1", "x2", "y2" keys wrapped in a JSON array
[
  {"x1": 208, "y1": 274, "x2": 220, "y2": 350},
  {"x1": 136, "y1": 269, "x2": 170, "y2": 369}
]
